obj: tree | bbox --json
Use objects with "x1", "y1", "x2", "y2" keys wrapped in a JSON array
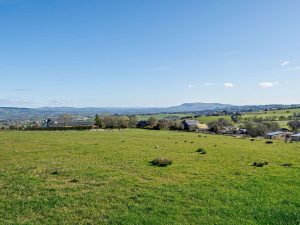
[
  {"x1": 288, "y1": 120, "x2": 300, "y2": 132},
  {"x1": 156, "y1": 120, "x2": 171, "y2": 130},
  {"x1": 169, "y1": 120, "x2": 182, "y2": 130},
  {"x1": 102, "y1": 115, "x2": 117, "y2": 128},
  {"x1": 128, "y1": 115, "x2": 138, "y2": 127},
  {"x1": 58, "y1": 114, "x2": 72, "y2": 126},
  {"x1": 148, "y1": 116, "x2": 158, "y2": 128},
  {"x1": 243, "y1": 121, "x2": 279, "y2": 137},
  {"x1": 94, "y1": 114, "x2": 103, "y2": 128},
  {"x1": 118, "y1": 116, "x2": 130, "y2": 128},
  {"x1": 208, "y1": 118, "x2": 232, "y2": 133}
]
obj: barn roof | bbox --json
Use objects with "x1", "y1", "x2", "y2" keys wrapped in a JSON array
[
  {"x1": 183, "y1": 120, "x2": 200, "y2": 125},
  {"x1": 291, "y1": 133, "x2": 300, "y2": 137},
  {"x1": 266, "y1": 131, "x2": 284, "y2": 136}
]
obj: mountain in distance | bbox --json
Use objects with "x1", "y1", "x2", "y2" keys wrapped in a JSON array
[
  {"x1": 167, "y1": 102, "x2": 233, "y2": 112},
  {"x1": 0, "y1": 102, "x2": 299, "y2": 120}
]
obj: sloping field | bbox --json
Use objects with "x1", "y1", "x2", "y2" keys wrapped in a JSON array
[{"x1": 0, "y1": 130, "x2": 299, "y2": 225}]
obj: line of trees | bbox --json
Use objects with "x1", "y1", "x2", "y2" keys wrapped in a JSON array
[
  {"x1": 94, "y1": 114, "x2": 138, "y2": 129},
  {"x1": 287, "y1": 120, "x2": 300, "y2": 132},
  {"x1": 242, "y1": 121, "x2": 280, "y2": 137},
  {"x1": 137, "y1": 116, "x2": 183, "y2": 130}
]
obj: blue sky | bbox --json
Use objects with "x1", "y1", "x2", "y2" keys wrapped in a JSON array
[{"x1": 0, "y1": 0, "x2": 299, "y2": 107}]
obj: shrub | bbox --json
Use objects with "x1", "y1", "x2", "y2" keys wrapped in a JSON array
[
  {"x1": 252, "y1": 161, "x2": 268, "y2": 167},
  {"x1": 282, "y1": 163, "x2": 292, "y2": 167},
  {"x1": 250, "y1": 139, "x2": 255, "y2": 141},
  {"x1": 151, "y1": 157, "x2": 172, "y2": 167},
  {"x1": 265, "y1": 141, "x2": 273, "y2": 144},
  {"x1": 69, "y1": 179, "x2": 79, "y2": 183}
]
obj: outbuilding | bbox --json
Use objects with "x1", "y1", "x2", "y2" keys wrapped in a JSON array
[
  {"x1": 291, "y1": 133, "x2": 300, "y2": 142},
  {"x1": 265, "y1": 131, "x2": 285, "y2": 140},
  {"x1": 182, "y1": 120, "x2": 200, "y2": 131}
]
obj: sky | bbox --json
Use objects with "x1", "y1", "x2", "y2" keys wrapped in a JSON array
[{"x1": 0, "y1": 0, "x2": 299, "y2": 108}]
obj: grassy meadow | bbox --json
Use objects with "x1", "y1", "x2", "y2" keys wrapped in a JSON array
[{"x1": 0, "y1": 129, "x2": 299, "y2": 225}]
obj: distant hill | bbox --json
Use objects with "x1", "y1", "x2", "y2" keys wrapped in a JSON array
[
  {"x1": 167, "y1": 103, "x2": 233, "y2": 112},
  {"x1": 0, "y1": 103, "x2": 300, "y2": 120}
]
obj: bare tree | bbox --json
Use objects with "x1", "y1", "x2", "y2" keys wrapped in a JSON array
[
  {"x1": 148, "y1": 116, "x2": 158, "y2": 128},
  {"x1": 58, "y1": 114, "x2": 72, "y2": 126}
]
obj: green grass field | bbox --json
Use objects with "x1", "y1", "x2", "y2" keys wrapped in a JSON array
[
  {"x1": 243, "y1": 108, "x2": 300, "y2": 118},
  {"x1": 136, "y1": 113, "x2": 192, "y2": 121},
  {"x1": 196, "y1": 115, "x2": 232, "y2": 124},
  {"x1": 0, "y1": 129, "x2": 299, "y2": 225}
]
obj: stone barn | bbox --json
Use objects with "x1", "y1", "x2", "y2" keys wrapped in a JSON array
[
  {"x1": 265, "y1": 131, "x2": 285, "y2": 140},
  {"x1": 291, "y1": 133, "x2": 300, "y2": 142}
]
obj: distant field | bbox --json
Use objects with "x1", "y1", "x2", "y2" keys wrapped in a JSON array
[
  {"x1": 196, "y1": 115, "x2": 232, "y2": 124},
  {"x1": 242, "y1": 108, "x2": 300, "y2": 119},
  {"x1": 137, "y1": 113, "x2": 192, "y2": 121},
  {"x1": 195, "y1": 108, "x2": 300, "y2": 128},
  {"x1": 0, "y1": 129, "x2": 299, "y2": 224}
]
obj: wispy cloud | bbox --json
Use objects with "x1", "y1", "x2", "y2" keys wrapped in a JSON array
[
  {"x1": 204, "y1": 82, "x2": 214, "y2": 86},
  {"x1": 0, "y1": 97, "x2": 36, "y2": 106},
  {"x1": 224, "y1": 82, "x2": 234, "y2": 88},
  {"x1": 187, "y1": 84, "x2": 194, "y2": 88},
  {"x1": 280, "y1": 60, "x2": 290, "y2": 66},
  {"x1": 259, "y1": 82, "x2": 279, "y2": 88}
]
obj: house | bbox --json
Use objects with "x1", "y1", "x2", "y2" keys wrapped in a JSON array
[
  {"x1": 265, "y1": 131, "x2": 285, "y2": 140},
  {"x1": 220, "y1": 126, "x2": 239, "y2": 134},
  {"x1": 181, "y1": 120, "x2": 208, "y2": 132},
  {"x1": 291, "y1": 133, "x2": 300, "y2": 142},
  {"x1": 41, "y1": 118, "x2": 95, "y2": 128},
  {"x1": 182, "y1": 120, "x2": 200, "y2": 131},
  {"x1": 239, "y1": 128, "x2": 247, "y2": 134}
]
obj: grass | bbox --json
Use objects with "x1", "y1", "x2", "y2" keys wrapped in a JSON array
[
  {"x1": 0, "y1": 129, "x2": 299, "y2": 224},
  {"x1": 242, "y1": 108, "x2": 300, "y2": 118},
  {"x1": 196, "y1": 115, "x2": 232, "y2": 124}
]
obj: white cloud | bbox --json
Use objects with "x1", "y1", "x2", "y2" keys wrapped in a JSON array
[
  {"x1": 259, "y1": 82, "x2": 279, "y2": 88},
  {"x1": 280, "y1": 60, "x2": 290, "y2": 66},
  {"x1": 224, "y1": 82, "x2": 234, "y2": 88},
  {"x1": 204, "y1": 82, "x2": 214, "y2": 86},
  {"x1": 187, "y1": 84, "x2": 194, "y2": 88}
]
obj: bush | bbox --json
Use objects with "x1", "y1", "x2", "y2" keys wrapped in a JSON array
[
  {"x1": 151, "y1": 157, "x2": 172, "y2": 167},
  {"x1": 69, "y1": 179, "x2": 79, "y2": 183},
  {"x1": 252, "y1": 161, "x2": 268, "y2": 167},
  {"x1": 265, "y1": 141, "x2": 273, "y2": 144},
  {"x1": 196, "y1": 148, "x2": 206, "y2": 154},
  {"x1": 282, "y1": 163, "x2": 292, "y2": 167}
]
